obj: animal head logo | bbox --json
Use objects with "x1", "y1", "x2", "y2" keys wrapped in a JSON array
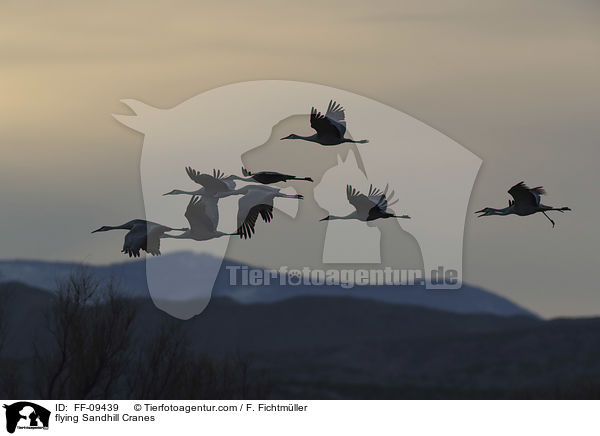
[
  {"x1": 112, "y1": 80, "x2": 481, "y2": 319},
  {"x1": 3, "y1": 402, "x2": 50, "y2": 434}
]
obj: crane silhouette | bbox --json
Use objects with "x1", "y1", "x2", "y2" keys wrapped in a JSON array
[
  {"x1": 163, "y1": 167, "x2": 237, "y2": 197},
  {"x1": 217, "y1": 185, "x2": 303, "y2": 239},
  {"x1": 240, "y1": 167, "x2": 313, "y2": 184},
  {"x1": 320, "y1": 184, "x2": 410, "y2": 222},
  {"x1": 163, "y1": 195, "x2": 236, "y2": 241},
  {"x1": 281, "y1": 100, "x2": 369, "y2": 146},
  {"x1": 91, "y1": 220, "x2": 185, "y2": 257},
  {"x1": 475, "y1": 181, "x2": 571, "y2": 228}
]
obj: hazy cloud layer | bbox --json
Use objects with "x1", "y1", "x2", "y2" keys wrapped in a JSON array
[{"x1": 1, "y1": 0, "x2": 599, "y2": 317}]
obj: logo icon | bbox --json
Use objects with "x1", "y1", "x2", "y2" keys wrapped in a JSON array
[
  {"x1": 3, "y1": 402, "x2": 50, "y2": 434},
  {"x1": 113, "y1": 81, "x2": 481, "y2": 319}
]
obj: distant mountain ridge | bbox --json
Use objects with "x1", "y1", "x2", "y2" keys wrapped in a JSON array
[
  {"x1": 3, "y1": 281, "x2": 599, "y2": 399},
  {"x1": 0, "y1": 251, "x2": 537, "y2": 318}
]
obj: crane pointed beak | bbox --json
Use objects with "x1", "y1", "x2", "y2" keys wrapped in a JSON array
[
  {"x1": 91, "y1": 228, "x2": 102, "y2": 233},
  {"x1": 475, "y1": 208, "x2": 491, "y2": 217},
  {"x1": 319, "y1": 216, "x2": 330, "y2": 221}
]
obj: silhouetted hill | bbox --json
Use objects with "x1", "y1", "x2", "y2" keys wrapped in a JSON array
[
  {"x1": 0, "y1": 252, "x2": 537, "y2": 317},
  {"x1": 3, "y1": 281, "x2": 600, "y2": 398},
  {"x1": 0, "y1": 282, "x2": 54, "y2": 359}
]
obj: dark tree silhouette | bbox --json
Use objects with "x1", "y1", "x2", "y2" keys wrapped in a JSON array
[
  {"x1": 127, "y1": 319, "x2": 189, "y2": 399},
  {"x1": 34, "y1": 271, "x2": 136, "y2": 399},
  {"x1": 12, "y1": 270, "x2": 274, "y2": 400},
  {"x1": 0, "y1": 293, "x2": 21, "y2": 398},
  {"x1": 0, "y1": 292, "x2": 7, "y2": 356},
  {"x1": 127, "y1": 319, "x2": 273, "y2": 399}
]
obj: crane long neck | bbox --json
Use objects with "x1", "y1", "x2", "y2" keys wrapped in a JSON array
[
  {"x1": 326, "y1": 212, "x2": 358, "y2": 220},
  {"x1": 295, "y1": 134, "x2": 318, "y2": 142},
  {"x1": 490, "y1": 206, "x2": 513, "y2": 215},
  {"x1": 167, "y1": 189, "x2": 202, "y2": 196},
  {"x1": 110, "y1": 224, "x2": 130, "y2": 230},
  {"x1": 116, "y1": 221, "x2": 140, "y2": 230}
]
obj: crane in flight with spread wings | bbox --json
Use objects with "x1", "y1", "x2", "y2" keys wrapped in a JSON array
[
  {"x1": 240, "y1": 167, "x2": 313, "y2": 184},
  {"x1": 216, "y1": 185, "x2": 304, "y2": 239},
  {"x1": 281, "y1": 100, "x2": 369, "y2": 146},
  {"x1": 163, "y1": 167, "x2": 238, "y2": 197},
  {"x1": 320, "y1": 184, "x2": 410, "y2": 222},
  {"x1": 475, "y1": 181, "x2": 571, "y2": 228},
  {"x1": 91, "y1": 220, "x2": 186, "y2": 257}
]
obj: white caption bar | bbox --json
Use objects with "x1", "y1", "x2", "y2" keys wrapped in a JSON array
[{"x1": 1, "y1": 400, "x2": 597, "y2": 435}]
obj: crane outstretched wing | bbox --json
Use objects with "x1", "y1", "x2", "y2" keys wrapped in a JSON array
[
  {"x1": 122, "y1": 223, "x2": 147, "y2": 257},
  {"x1": 346, "y1": 185, "x2": 376, "y2": 214},
  {"x1": 325, "y1": 100, "x2": 346, "y2": 124},
  {"x1": 121, "y1": 220, "x2": 169, "y2": 257},
  {"x1": 508, "y1": 181, "x2": 545, "y2": 207},
  {"x1": 185, "y1": 167, "x2": 230, "y2": 194},
  {"x1": 184, "y1": 196, "x2": 219, "y2": 235},
  {"x1": 367, "y1": 184, "x2": 398, "y2": 212},
  {"x1": 235, "y1": 193, "x2": 274, "y2": 239},
  {"x1": 347, "y1": 184, "x2": 398, "y2": 216},
  {"x1": 236, "y1": 204, "x2": 273, "y2": 239},
  {"x1": 310, "y1": 100, "x2": 347, "y2": 139},
  {"x1": 144, "y1": 222, "x2": 173, "y2": 256}
]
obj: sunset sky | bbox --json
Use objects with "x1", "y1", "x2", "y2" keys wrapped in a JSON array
[{"x1": 1, "y1": 0, "x2": 599, "y2": 317}]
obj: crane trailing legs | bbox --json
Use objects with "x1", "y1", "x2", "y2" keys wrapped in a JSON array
[{"x1": 475, "y1": 181, "x2": 571, "y2": 228}]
